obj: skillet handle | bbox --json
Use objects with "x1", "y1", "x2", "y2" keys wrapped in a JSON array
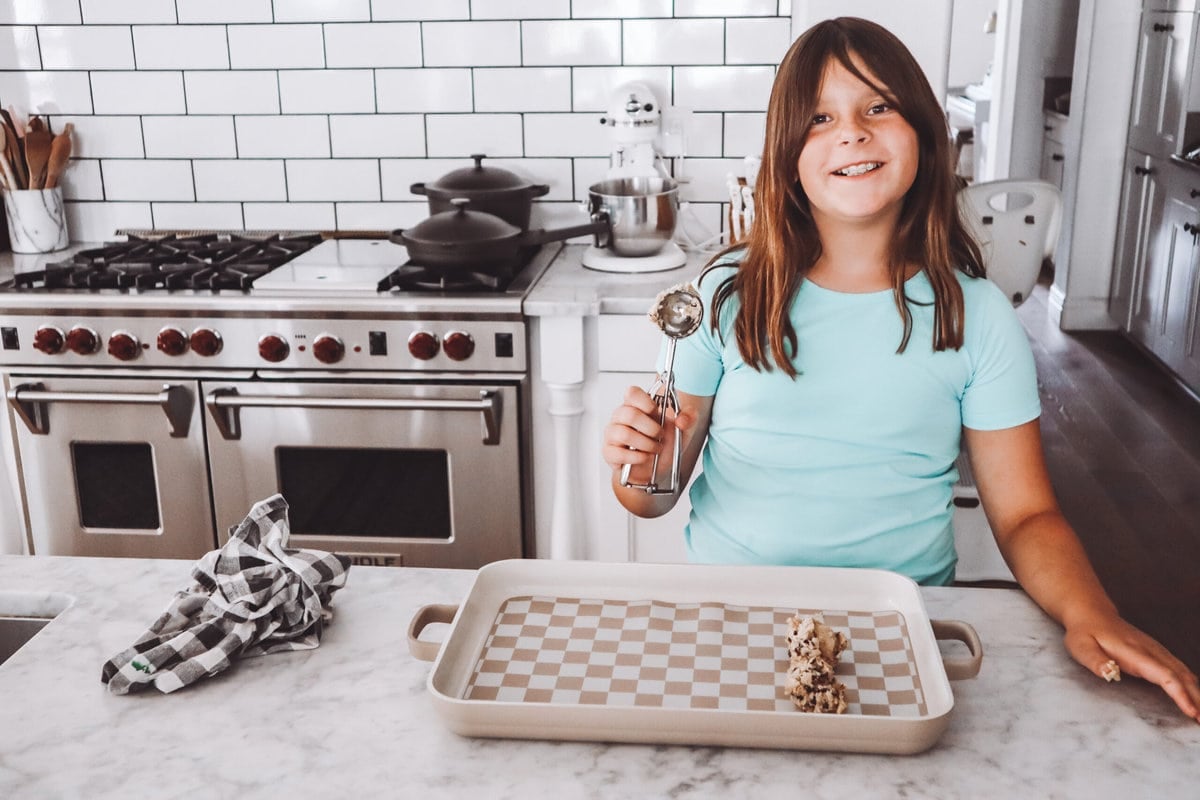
[
  {"x1": 931, "y1": 619, "x2": 983, "y2": 680},
  {"x1": 407, "y1": 603, "x2": 460, "y2": 662},
  {"x1": 410, "y1": 182, "x2": 428, "y2": 196}
]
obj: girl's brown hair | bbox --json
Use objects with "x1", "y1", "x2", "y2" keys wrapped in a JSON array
[{"x1": 709, "y1": 16, "x2": 985, "y2": 377}]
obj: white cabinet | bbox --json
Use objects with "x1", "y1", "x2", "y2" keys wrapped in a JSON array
[
  {"x1": 1040, "y1": 112, "x2": 1068, "y2": 192},
  {"x1": 1111, "y1": 150, "x2": 1167, "y2": 329},
  {"x1": 1127, "y1": 11, "x2": 1198, "y2": 158}
]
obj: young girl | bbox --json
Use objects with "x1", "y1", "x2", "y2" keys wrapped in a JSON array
[{"x1": 602, "y1": 17, "x2": 1199, "y2": 721}]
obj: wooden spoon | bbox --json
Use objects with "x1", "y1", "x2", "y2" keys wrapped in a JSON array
[
  {"x1": 44, "y1": 123, "x2": 73, "y2": 189},
  {"x1": 23, "y1": 117, "x2": 52, "y2": 190}
]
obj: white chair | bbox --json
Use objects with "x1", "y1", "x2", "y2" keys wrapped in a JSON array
[
  {"x1": 951, "y1": 179, "x2": 1063, "y2": 584},
  {"x1": 959, "y1": 179, "x2": 1063, "y2": 307}
]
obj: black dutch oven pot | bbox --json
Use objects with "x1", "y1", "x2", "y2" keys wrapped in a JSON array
[
  {"x1": 411, "y1": 154, "x2": 550, "y2": 230},
  {"x1": 392, "y1": 198, "x2": 609, "y2": 272}
]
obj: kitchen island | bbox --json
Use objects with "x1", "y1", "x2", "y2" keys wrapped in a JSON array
[{"x1": 0, "y1": 555, "x2": 1196, "y2": 798}]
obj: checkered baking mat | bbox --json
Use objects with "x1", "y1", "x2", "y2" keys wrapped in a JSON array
[{"x1": 464, "y1": 596, "x2": 927, "y2": 717}]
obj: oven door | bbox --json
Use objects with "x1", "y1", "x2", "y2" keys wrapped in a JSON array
[
  {"x1": 3, "y1": 374, "x2": 215, "y2": 559},
  {"x1": 202, "y1": 379, "x2": 525, "y2": 569}
]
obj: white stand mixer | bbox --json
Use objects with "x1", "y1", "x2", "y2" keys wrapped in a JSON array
[{"x1": 582, "y1": 81, "x2": 687, "y2": 274}]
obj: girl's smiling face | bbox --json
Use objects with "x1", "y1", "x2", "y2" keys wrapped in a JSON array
[{"x1": 796, "y1": 54, "x2": 919, "y2": 231}]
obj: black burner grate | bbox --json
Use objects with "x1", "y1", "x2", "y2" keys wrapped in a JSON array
[
  {"x1": 376, "y1": 247, "x2": 537, "y2": 294},
  {"x1": 13, "y1": 233, "x2": 322, "y2": 292}
]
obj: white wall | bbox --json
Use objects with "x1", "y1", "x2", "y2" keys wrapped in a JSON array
[{"x1": 948, "y1": 0, "x2": 997, "y2": 89}]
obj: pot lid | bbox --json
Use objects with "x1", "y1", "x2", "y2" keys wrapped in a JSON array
[
  {"x1": 400, "y1": 199, "x2": 520, "y2": 247},
  {"x1": 429, "y1": 154, "x2": 531, "y2": 192}
]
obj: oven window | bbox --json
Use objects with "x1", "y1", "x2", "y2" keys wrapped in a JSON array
[
  {"x1": 277, "y1": 447, "x2": 452, "y2": 539},
  {"x1": 72, "y1": 442, "x2": 162, "y2": 530}
]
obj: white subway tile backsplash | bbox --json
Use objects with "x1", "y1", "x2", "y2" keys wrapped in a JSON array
[
  {"x1": 133, "y1": 26, "x2": 229, "y2": 70},
  {"x1": 324, "y1": 23, "x2": 421, "y2": 69},
  {"x1": 376, "y1": 69, "x2": 472, "y2": 113},
  {"x1": 425, "y1": 114, "x2": 523, "y2": 158},
  {"x1": 335, "y1": 201, "x2": 425, "y2": 230},
  {"x1": 58, "y1": 159, "x2": 104, "y2": 200},
  {"x1": 471, "y1": 0, "x2": 568, "y2": 20},
  {"x1": 0, "y1": 1, "x2": 81, "y2": 25},
  {"x1": 91, "y1": 72, "x2": 186, "y2": 114},
  {"x1": 474, "y1": 69, "x2": 571, "y2": 112},
  {"x1": 725, "y1": 17, "x2": 792, "y2": 65},
  {"x1": 243, "y1": 202, "x2": 335, "y2": 230},
  {"x1": 102, "y1": 159, "x2": 195, "y2": 201},
  {"x1": 0, "y1": 27, "x2": 41, "y2": 70},
  {"x1": 236, "y1": 115, "x2": 330, "y2": 158},
  {"x1": 51, "y1": 115, "x2": 144, "y2": 157},
  {"x1": 193, "y1": 160, "x2": 287, "y2": 201},
  {"x1": 571, "y1": 67, "x2": 672, "y2": 111},
  {"x1": 136, "y1": 25, "x2": 229, "y2": 70},
  {"x1": 2, "y1": 5, "x2": 789, "y2": 236},
  {"x1": 81, "y1": 0, "x2": 176, "y2": 24},
  {"x1": 622, "y1": 19, "x2": 723, "y2": 65},
  {"x1": 279, "y1": 70, "x2": 376, "y2": 113},
  {"x1": 143, "y1": 116, "x2": 236, "y2": 158},
  {"x1": 151, "y1": 202, "x2": 245, "y2": 230},
  {"x1": 176, "y1": 0, "x2": 272, "y2": 24},
  {"x1": 274, "y1": 0, "x2": 370, "y2": 23},
  {"x1": 185, "y1": 71, "x2": 280, "y2": 114},
  {"x1": 723, "y1": 112, "x2": 766, "y2": 157},
  {"x1": 371, "y1": 0, "x2": 468, "y2": 21},
  {"x1": 422, "y1": 21, "x2": 520, "y2": 67},
  {"x1": 571, "y1": 0, "x2": 671, "y2": 18},
  {"x1": 286, "y1": 159, "x2": 380, "y2": 201},
  {"x1": 65, "y1": 201, "x2": 153, "y2": 240},
  {"x1": 525, "y1": 113, "x2": 610, "y2": 158},
  {"x1": 522, "y1": 20, "x2": 619, "y2": 66},
  {"x1": 675, "y1": 66, "x2": 774, "y2": 112},
  {"x1": 674, "y1": 0, "x2": 777, "y2": 16},
  {"x1": 228, "y1": 24, "x2": 325, "y2": 70},
  {"x1": 38, "y1": 26, "x2": 135, "y2": 70},
  {"x1": 330, "y1": 115, "x2": 425, "y2": 157}
]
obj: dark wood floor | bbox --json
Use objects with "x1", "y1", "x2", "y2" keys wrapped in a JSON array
[{"x1": 1014, "y1": 276, "x2": 1200, "y2": 673}]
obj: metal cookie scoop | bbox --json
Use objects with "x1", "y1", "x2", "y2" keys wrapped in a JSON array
[{"x1": 620, "y1": 282, "x2": 704, "y2": 494}]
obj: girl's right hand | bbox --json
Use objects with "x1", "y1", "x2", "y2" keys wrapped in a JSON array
[{"x1": 602, "y1": 385, "x2": 693, "y2": 485}]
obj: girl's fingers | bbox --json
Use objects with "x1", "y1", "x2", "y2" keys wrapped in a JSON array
[{"x1": 1065, "y1": 626, "x2": 1200, "y2": 722}]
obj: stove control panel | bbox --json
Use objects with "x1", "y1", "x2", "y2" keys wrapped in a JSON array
[{"x1": 0, "y1": 316, "x2": 528, "y2": 372}]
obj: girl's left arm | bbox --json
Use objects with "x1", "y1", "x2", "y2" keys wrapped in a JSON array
[{"x1": 964, "y1": 419, "x2": 1200, "y2": 722}]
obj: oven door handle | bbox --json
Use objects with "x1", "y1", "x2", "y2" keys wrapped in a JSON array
[
  {"x1": 6, "y1": 382, "x2": 194, "y2": 438},
  {"x1": 204, "y1": 387, "x2": 504, "y2": 445}
]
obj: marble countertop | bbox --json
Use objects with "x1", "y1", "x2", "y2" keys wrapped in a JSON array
[
  {"x1": 525, "y1": 244, "x2": 715, "y2": 317},
  {"x1": 1, "y1": 555, "x2": 1196, "y2": 799}
]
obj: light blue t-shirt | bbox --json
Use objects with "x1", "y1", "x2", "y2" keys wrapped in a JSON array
[{"x1": 665, "y1": 262, "x2": 1041, "y2": 585}]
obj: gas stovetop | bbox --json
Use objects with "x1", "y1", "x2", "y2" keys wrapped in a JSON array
[{"x1": 0, "y1": 233, "x2": 563, "y2": 373}]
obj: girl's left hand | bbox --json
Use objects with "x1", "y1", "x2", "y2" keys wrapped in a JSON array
[{"x1": 1063, "y1": 614, "x2": 1200, "y2": 722}]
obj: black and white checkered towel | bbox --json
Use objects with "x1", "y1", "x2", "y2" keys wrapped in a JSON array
[{"x1": 101, "y1": 494, "x2": 351, "y2": 695}]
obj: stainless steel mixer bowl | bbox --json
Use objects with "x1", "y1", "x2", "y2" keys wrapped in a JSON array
[{"x1": 587, "y1": 177, "x2": 679, "y2": 257}]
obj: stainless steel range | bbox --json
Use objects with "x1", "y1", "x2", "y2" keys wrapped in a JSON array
[{"x1": 0, "y1": 231, "x2": 562, "y2": 568}]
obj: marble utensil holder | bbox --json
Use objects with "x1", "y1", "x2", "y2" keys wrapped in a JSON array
[{"x1": 3, "y1": 187, "x2": 69, "y2": 253}]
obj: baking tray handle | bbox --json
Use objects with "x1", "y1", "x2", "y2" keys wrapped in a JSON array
[
  {"x1": 408, "y1": 603, "x2": 460, "y2": 662},
  {"x1": 932, "y1": 619, "x2": 983, "y2": 680}
]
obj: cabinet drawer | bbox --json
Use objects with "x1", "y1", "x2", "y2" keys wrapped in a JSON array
[
  {"x1": 1043, "y1": 111, "x2": 1068, "y2": 143},
  {"x1": 597, "y1": 315, "x2": 661, "y2": 373}
]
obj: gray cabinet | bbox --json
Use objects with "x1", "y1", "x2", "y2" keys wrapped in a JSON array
[
  {"x1": 1041, "y1": 112, "x2": 1068, "y2": 192},
  {"x1": 1112, "y1": 151, "x2": 1167, "y2": 330},
  {"x1": 1127, "y1": 12, "x2": 1197, "y2": 159}
]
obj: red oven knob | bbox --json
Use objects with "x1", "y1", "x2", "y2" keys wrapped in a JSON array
[
  {"x1": 259, "y1": 333, "x2": 290, "y2": 363},
  {"x1": 442, "y1": 330, "x2": 475, "y2": 361},
  {"x1": 65, "y1": 326, "x2": 100, "y2": 355},
  {"x1": 157, "y1": 326, "x2": 189, "y2": 356},
  {"x1": 107, "y1": 331, "x2": 141, "y2": 361},
  {"x1": 312, "y1": 334, "x2": 345, "y2": 364},
  {"x1": 189, "y1": 327, "x2": 223, "y2": 357},
  {"x1": 33, "y1": 326, "x2": 65, "y2": 355},
  {"x1": 408, "y1": 331, "x2": 439, "y2": 360}
]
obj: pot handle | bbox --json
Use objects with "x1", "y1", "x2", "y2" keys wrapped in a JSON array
[
  {"x1": 528, "y1": 183, "x2": 550, "y2": 198},
  {"x1": 407, "y1": 603, "x2": 460, "y2": 662},
  {"x1": 931, "y1": 619, "x2": 983, "y2": 680},
  {"x1": 410, "y1": 182, "x2": 428, "y2": 196}
]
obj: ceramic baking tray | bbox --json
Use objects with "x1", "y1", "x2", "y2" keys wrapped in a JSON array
[{"x1": 408, "y1": 560, "x2": 981, "y2": 754}]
